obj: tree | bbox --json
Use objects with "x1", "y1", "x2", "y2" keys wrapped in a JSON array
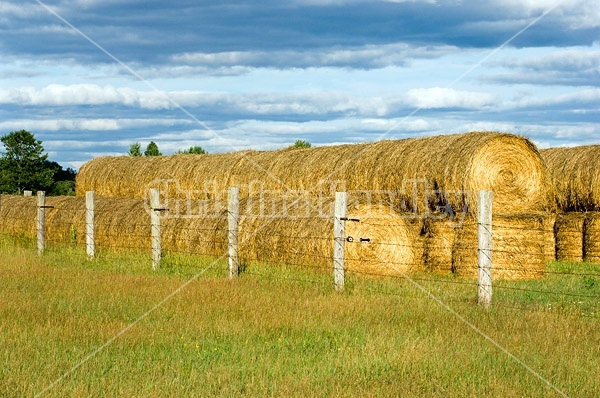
[
  {"x1": 128, "y1": 142, "x2": 142, "y2": 157},
  {"x1": 0, "y1": 130, "x2": 55, "y2": 194},
  {"x1": 177, "y1": 145, "x2": 207, "y2": 155},
  {"x1": 144, "y1": 141, "x2": 162, "y2": 156},
  {"x1": 46, "y1": 161, "x2": 77, "y2": 196},
  {"x1": 291, "y1": 139, "x2": 311, "y2": 149}
]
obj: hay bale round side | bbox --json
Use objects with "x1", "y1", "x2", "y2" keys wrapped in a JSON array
[
  {"x1": 453, "y1": 213, "x2": 554, "y2": 279},
  {"x1": 0, "y1": 195, "x2": 37, "y2": 237},
  {"x1": 422, "y1": 216, "x2": 456, "y2": 273},
  {"x1": 239, "y1": 199, "x2": 424, "y2": 276},
  {"x1": 76, "y1": 132, "x2": 551, "y2": 215},
  {"x1": 554, "y1": 213, "x2": 585, "y2": 263},
  {"x1": 584, "y1": 212, "x2": 600, "y2": 264},
  {"x1": 541, "y1": 146, "x2": 600, "y2": 211}
]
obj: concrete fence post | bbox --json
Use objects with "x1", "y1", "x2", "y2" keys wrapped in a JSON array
[
  {"x1": 150, "y1": 188, "x2": 162, "y2": 270},
  {"x1": 86, "y1": 191, "x2": 95, "y2": 259},
  {"x1": 228, "y1": 186, "x2": 240, "y2": 279},
  {"x1": 478, "y1": 190, "x2": 493, "y2": 308},
  {"x1": 37, "y1": 191, "x2": 46, "y2": 256},
  {"x1": 333, "y1": 191, "x2": 347, "y2": 291}
]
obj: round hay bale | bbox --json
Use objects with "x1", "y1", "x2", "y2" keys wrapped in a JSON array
[
  {"x1": 76, "y1": 132, "x2": 551, "y2": 215},
  {"x1": 554, "y1": 212, "x2": 585, "y2": 263},
  {"x1": 541, "y1": 146, "x2": 600, "y2": 211},
  {"x1": 344, "y1": 204, "x2": 424, "y2": 276},
  {"x1": 0, "y1": 195, "x2": 37, "y2": 237},
  {"x1": 584, "y1": 212, "x2": 600, "y2": 264},
  {"x1": 453, "y1": 213, "x2": 554, "y2": 280},
  {"x1": 238, "y1": 199, "x2": 424, "y2": 276},
  {"x1": 423, "y1": 215, "x2": 457, "y2": 273}
]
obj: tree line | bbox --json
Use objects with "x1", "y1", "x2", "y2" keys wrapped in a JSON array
[{"x1": 0, "y1": 130, "x2": 76, "y2": 196}]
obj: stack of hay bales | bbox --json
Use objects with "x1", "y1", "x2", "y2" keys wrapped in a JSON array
[
  {"x1": 541, "y1": 146, "x2": 600, "y2": 264},
  {"x1": 0, "y1": 194, "x2": 424, "y2": 275},
  {"x1": 73, "y1": 131, "x2": 553, "y2": 279},
  {"x1": 452, "y1": 213, "x2": 556, "y2": 279},
  {"x1": 77, "y1": 132, "x2": 551, "y2": 215}
]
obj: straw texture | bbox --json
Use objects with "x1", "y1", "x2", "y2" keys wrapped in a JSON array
[
  {"x1": 554, "y1": 212, "x2": 585, "y2": 263},
  {"x1": 452, "y1": 213, "x2": 555, "y2": 279},
  {"x1": 541, "y1": 146, "x2": 600, "y2": 211},
  {"x1": 76, "y1": 132, "x2": 551, "y2": 215}
]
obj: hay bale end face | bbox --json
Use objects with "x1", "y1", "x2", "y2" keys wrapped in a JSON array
[
  {"x1": 584, "y1": 212, "x2": 600, "y2": 264},
  {"x1": 76, "y1": 132, "x2": 551, "y2": 215},
  {"x1": 453, "y1": 213, "x2": 554, "y2": 280},
  {"x1": 554, "y1": 213, "x2": 585, "y2": 263}
]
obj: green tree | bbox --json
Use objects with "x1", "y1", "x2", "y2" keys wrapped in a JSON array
[
  {"x1": 177, "y1": 145, "x2": 207, "y2": 155},
  {"x1": 0, "y1": 130, "x2": 55, "y2": 194},
  {"x1": 128, "y1": 142, "x2": 142, "y2": 157},
  {"x1": 144, "y1": 141, "x2": 162, "y2": 156},
  {"x1": 291, "y1": 139, "x2": 311, "y2": 149},
  {"x1": 46, "y1": 161, "x2": 77, "y2": 196}
]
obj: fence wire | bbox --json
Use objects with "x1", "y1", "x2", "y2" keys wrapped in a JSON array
[{"x1": 0, "y1": 193, "x2": 599, "y2": 317}]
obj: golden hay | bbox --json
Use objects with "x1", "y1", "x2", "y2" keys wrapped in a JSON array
[
  {"x1": 541, "y1": 146, "x2": 600, "y2": 211},
  {"x1": 583, "y1": 212, "x2": 600, "y2": 264},
  {"x1": 422, "y1": 215, "x2": 457, "y2": 273},
  {"x1": 238, "y1": 198, "x2": 424, "y2": 275},
  {"x1": 554, "y1": 212, "x2": 585, "y2": 263},
  {"x1": 0, "y1": 194, "x2": 424, "y2": 275},
  {"x1": 76, "y1": 132, "x2": 551, "y2": 215},
  {"x1": 0, "y1": 195, "x2": 37, "y2": 236},
  {"x1": 452, "y1": 213, "x2": 555, "y2": 280}
]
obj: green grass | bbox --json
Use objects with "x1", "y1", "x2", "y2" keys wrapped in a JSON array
[{"x1": 0, "y1": 236, "x2": 598, "y2": 397}]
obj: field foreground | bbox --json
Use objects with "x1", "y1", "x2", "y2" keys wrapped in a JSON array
[{"x1": 0, "y1": 238, "x2": 599, "y2": 397}]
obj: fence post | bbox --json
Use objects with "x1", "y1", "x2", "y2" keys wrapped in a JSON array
[
  {"x1": 24, "y1": 190, "x2": 32, "y2": 197},
  {"x1": 150, "y1": 188, "x2": 162, "y2": 270},
  {"x1": 478, "y1": 190, "x2": 493, "y2": 308},
  {"x1": 228, "y1": 186, "x2": 240, "y2": 279},
  {"x1": 333, "y1": 191, "x2": 347, "y2": 291},
  {"x1": 86, "y1": 191, "x2": 95, "y2": 259},
  {"x1": 37, "y1": 191, "x2": 46, "y2": 256}
]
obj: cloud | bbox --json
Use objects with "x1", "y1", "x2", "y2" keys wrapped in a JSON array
[
  {"x1": 0, "y1": 118, "x2": 193, "y2": 132},
  {"x1": 404, "y1": 87, "x2": 497, "y2": 109},
  {"x1": 170, "y1": 43, "x2": 458, "y2": 70},
  {"x1": 497, "y1": 0, "x2": 600, "y2": 29},
  {"x1": 485, "y1": 46, "x2": 600, "y2": 86}
]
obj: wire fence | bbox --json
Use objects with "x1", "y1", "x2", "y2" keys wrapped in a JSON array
[{"x1": 0, "y1": 191, "x2": 598, "y2": 316}]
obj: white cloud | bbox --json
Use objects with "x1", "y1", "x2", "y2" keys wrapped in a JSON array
[
  {"x1": 0, "y1": 118, "x2": 193, "y2": 132},
  {"x1": 498, "y1": 0, "x2": 600, "y2": 29},
  {"x1": 504, "y1": 88, "x2": 600, "y2": 109},
  {"x1": 171, "y1": 43, "x2": 458, "y2": 70},
  {"x1": 404, "y1": 87, "x2": 497, "y2": 109}
]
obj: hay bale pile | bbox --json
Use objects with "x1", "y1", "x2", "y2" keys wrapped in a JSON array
[
  {"x1": 452, "y1": 213, "x2": 555, "y2": 279},
  {"x1": 77, "y1": 132, "x2": 552, "y2": 215},
  {"x1": 3, "y1": 132, "x2": 560, "y2": 279},
  {"x1": 541, "y1": 146, "x2": 600, "y2": 265},
  {"x1": 0, "y1": 194, "x2": 423, "y2": 274}
]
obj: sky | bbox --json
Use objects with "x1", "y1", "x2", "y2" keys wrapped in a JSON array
[{"x1": 0, "y1": 0, "x2": 598, "y2": 169}]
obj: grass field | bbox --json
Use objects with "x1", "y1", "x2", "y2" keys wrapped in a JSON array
[{"x1": 0, "y1": 236, "x2": 599, "y2": 397}]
